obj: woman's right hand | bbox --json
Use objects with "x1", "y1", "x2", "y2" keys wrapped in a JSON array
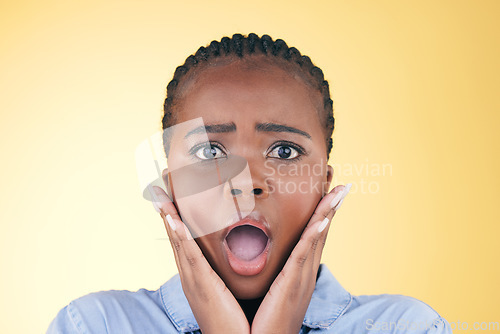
[{"x1": 152, "y1": 186, "x2": 250, "y2": 334}]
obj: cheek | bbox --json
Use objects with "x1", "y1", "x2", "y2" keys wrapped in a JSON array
[
  {"x1": 174, "y1": 186, "x2": 231, "y2": 238},
  {"x1": 192, "y1": 234, "x2": 223, "y2": 273},
  {"x1": 279, "y1": 189, "x2": 320, "y2": 224},
  {"x1": 271, "y1": 173, "x2": 324, "y2": 240}
]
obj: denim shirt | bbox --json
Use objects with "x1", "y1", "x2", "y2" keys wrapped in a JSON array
[{"x1": 47, "y1": 264, "x2": 452, "y2": 333}]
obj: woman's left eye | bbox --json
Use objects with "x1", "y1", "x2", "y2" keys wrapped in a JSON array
[
  {"x1": 193, "y1": 144, "x2": 226, "y2": 160},
  {"x1": 268, "y1": 145, "x2": 300, "y2": 160}
]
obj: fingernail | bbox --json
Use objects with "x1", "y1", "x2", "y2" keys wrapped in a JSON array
[
  {"x1": 184, "y1": 224, "x2": 193, "y2": 240},
  {"x1": 166, "y1": 214, "x2": 176, "y2": 231},
  {"x1": 318, "y1": 217, "x2": 330, "y2": 233},
  {"x1": 329, "y1": 190, "x2": 344, "y2": 209},
  {"x1": 153, "y1": 186, "x2": 170, "y2": 203},
  {"x1": 148, "y1": 186, "x2": 168, "y2": 214},
  {"x1": 152, "y1": 201, "x2": 161, "y2": 213},
  {"x1": 334, "y1": 183, "x2": 352, "y2": 211}
]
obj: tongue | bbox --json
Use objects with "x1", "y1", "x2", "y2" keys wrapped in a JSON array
[{"x1": 226, "y1": 225, "x2": 268, "y2": 261}]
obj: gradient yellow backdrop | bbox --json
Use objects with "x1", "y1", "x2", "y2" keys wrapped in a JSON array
[{"x1": 1, "y1": 0, "x2": 499, "y2": 332}]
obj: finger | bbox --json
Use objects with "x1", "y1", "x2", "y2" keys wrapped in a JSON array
[
  {"x1": 307, "y1": 184, "x2": 349, "y2": 230},
  {"x1": 311, "y1": 183, "x2": 352, "y2": 269},
  {"x1": 167, "y1": 215, "x2": 212, "y2": 276},
  {"x1": 150, "y1": 185, "x2": 182, "y2": 245},
  {"x1": 151, "y1": 189, "x2": 213, "y2": 280},
  {"x1": 281, "y1": 186, "x2": 347, "y2": 277},
  {"x1": 151, "y1": 189, "x2": 184, "y2": 274},
  {"x1": 311, "y1": 220, "x2": 330, "y2": 272},
  {"x1": 284, "y1": 216, "x2": 326, "y2": 275},
  {"x1": 150, "y1": 185, "x2": 182, "y2": 221},
  {"x1": 265, "y1": 185, "x2": 352, "y2": 302},
  {"x1": 273, "y1": 223, "x2": 323, "y2": 299},
  {"x1": 150, "y1": 185, "x2": 194, "y2": 243},
  {"x1": 293, "y1": 184, "x2": 351, "y2": 281},
  {"x1": 150, "y1": 186, "x2": 208, "y2": 276},
  {"x1": 296, "y1": 185, "x2": 344, "y2": 270}
]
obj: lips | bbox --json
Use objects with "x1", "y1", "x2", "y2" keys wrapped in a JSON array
[{"x1": 222, "y1": 213, "x2": 271, "y2": 276}]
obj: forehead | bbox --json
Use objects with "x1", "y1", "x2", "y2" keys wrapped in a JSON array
[{"x1": 176, "y1": 58, "x2": 324, "y2": 127}]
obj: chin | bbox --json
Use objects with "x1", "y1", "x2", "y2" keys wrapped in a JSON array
[{"x1": 225, "y1": 274, "x2": 272, "y2": 300}]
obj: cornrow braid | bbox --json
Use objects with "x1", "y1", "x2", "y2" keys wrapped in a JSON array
[{"x1": 162, "y1": 33, "x2": 335, "y2": 158}]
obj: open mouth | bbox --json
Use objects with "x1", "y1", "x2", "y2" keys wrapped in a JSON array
[
  {"x1": 226, "y1": 225, "x2": 269, "y2": 261},
  {"x1": 223, "y1": 221, "x2": 270, "y2": 276}
]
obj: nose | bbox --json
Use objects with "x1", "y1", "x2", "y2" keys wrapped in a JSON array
[
  {"x1": 222, "y1": 159, "x2": 270, "y2": 201},
  {"x1": 228, "y1": 184, "x2": 267, "y2": 197}
]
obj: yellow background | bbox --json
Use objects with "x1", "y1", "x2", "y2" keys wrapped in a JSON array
[{"x1": 1, "y1": 0, "x2": 499, "y2": 332}]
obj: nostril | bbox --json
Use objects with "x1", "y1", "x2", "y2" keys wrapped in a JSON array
[
  {"x1": 230, "y1": 189, "x2": 242, "y2": 196},
  {"x1": 252, "y1": 188, "x2": 263, "y2": 195}
]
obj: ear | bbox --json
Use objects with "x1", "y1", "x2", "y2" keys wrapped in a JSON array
[{"x1": 323, "y1": 164, "x2": 334, "y2": 196}]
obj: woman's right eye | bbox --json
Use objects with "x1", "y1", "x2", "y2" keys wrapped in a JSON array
[{"x1": 193, "y1": 144, "x2": 226, "y2": 160}]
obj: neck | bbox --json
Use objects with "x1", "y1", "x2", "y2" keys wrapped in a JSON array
[{"x1": 237, "y1": 296, "x2": 264, "y2": 326}]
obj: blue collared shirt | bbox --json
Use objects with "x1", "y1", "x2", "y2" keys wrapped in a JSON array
[{"x1": 47, "y1": 264, "x2": 452, "y2": 333}]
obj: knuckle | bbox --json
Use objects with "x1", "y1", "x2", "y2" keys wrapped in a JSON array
[
  {"x1": 296, "y1": 254, "x2": 308, "y2": 267},
  {"x1": 186, "y1": 255, "x2": 198, "y2": 267},
  {"x1": 310, "y1": 236, "x2": 320, "y2": 251},
  {"x1": 303, "y1": 233, "x2": 320, "y2": 250},
  {"x1": 186, "y1": 253, "x2": 204, "y2": 268},
  {"x1": 172, "y1": 240, "x2": 182, "y2": 253}
]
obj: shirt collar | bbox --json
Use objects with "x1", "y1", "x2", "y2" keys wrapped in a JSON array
[
  {"x1": 302, "y1": 264, "x2": 352, "y2": 329},
  {"x1": 160, "y1": 274, "x2": 199, "y2": 332},
  {"x1": 160, "y1": 264, "x2": 352, "y2": 332}
]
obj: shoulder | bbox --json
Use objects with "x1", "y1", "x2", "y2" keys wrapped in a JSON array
[
  {"x1": 46, "y1": 287, "x2": 179, "y2": 334},
  {"x1": 336, "y1": 293, "x2": 452, "y2": 333},
  {"x1": 352, "y1": 293, "x2": 440, "y2": 318},
  {"x1": 310, "y1": 265, "x2": 452, "y2": 333}
]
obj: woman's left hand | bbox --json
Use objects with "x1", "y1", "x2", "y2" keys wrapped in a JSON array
[{"x1": 251, "y1": 184, "x2": 350, "y2": 334}]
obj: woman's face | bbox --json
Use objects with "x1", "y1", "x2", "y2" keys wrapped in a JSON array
[{"x1": 164, "y1": 58, "x2": 333, "y2": 299}]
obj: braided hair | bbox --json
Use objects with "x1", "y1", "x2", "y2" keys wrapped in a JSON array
[{"x1": 162, "y1": 33, "x2": 335, "y2": 159}]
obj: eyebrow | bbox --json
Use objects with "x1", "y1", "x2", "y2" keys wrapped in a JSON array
[
  {"x1": 184, "y1": 123, "x2": 237, "y2": 138},
  {"x1": 255, "y1": 122, "x2": 311, "y2": 139},
  {"x1": 184, "y1": 121, "x2": 311, "y2": 139}
]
